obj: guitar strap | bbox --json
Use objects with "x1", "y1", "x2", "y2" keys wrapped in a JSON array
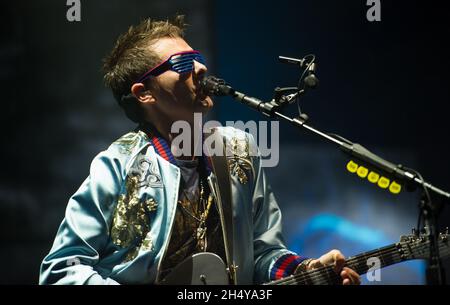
[{"x1": 205, "y1": 130, "x2": 237, "y2": 284}]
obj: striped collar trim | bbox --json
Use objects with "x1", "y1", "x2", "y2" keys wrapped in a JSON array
[{"x1": 143, "y1": 126, "x2": 212, "y2": 175}]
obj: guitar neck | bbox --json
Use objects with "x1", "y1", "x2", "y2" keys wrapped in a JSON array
[
  {"x1": 267, "y1": 232, "x2": 450, "y2": 285},
  {"x1": 345, "y1": 243, "x2": 404, "y2": 275},
  {"x1": 313, "y1": 244, "x2": 405, "y2": 285},
  {"x1": 269, "y1": 243, "x2": 406, "y2": 285}
]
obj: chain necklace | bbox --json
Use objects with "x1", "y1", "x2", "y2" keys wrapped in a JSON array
[{"x1": 178, "y1": 180, "x2": 213, "y2": 251}]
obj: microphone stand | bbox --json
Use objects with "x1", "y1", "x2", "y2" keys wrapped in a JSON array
[{"x1": 204, "y1": 58, "x2": 450, "y2": 284}]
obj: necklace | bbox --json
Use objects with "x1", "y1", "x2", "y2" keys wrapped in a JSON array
[{"x1": 178, "y1": 180, "x2": 213, "y2": 251}]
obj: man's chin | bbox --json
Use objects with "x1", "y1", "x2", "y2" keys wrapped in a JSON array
[{"x1": 195, "y1": 97, "x2": 214, "y2": 112}]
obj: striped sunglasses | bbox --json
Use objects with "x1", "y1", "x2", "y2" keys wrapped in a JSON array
[{"x1": 136, "y1": 50, "x2": 205, "y2": 83}]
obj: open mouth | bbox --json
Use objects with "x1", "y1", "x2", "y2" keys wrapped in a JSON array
[
  {"x1": 194, "y1": 86, "x2": 208, "y2": 101},
  {"x1": 196, "y1": 93, "x2": 208, "y2": 101}
]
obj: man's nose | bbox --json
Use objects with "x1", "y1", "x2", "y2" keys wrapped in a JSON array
[{"x1": 193, "y1": 59, "x2": 207, "y2": 78}]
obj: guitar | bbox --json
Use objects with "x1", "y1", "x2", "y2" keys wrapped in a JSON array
[{"x1": 161, "y1": 230, "x2": 449, "y2": 285}]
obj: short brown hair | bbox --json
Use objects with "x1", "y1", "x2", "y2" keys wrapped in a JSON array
[{"x1": 102, "y1": 15, "x2": 187, "y2": 123}]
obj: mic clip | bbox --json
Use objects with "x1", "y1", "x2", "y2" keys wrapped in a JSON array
[{"x1": 271, "y1": 87, "x2": 304, "y2": 109}]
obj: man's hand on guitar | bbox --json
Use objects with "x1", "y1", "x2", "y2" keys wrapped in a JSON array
[{"x1": 303, "y1": 249, "x2": 361, "y2": 285}]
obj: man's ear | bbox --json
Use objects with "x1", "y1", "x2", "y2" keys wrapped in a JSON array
[{"x1": 131, "y1": 83, "x2": 156, "y2": 105}]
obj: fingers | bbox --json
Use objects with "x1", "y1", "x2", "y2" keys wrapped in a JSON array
[
  {"x1": 332, "y1": 251, "x2": 346, "y2": 273},
  {"x1": 341, "y1": 267, "x2": 361, "y2": 285},
  {"x1": 347, "y1": 267, "x2": 361, "y2": 285},
  {"x1": 319, "y1": 249, "x2": 346, "y2": 273},
  {"x1": 319, "y1": 249, "x2": 339, "y2": 265},
  {"x1": 307, "y1": 259, "x2": 323, "y2": 270},
  {"x1": 315, "y1": 249, "x2": 361, "y2": 285}
]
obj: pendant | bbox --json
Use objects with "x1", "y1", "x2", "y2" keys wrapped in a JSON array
[
  {"x1": 196, "y1": 226, "x2": 206, "y2": 240},
  {"x1": 196, "y1": 226, "x2": 207, "y2": 251}
]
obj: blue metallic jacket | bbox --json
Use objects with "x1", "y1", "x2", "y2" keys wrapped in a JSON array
[{"x1": 39, "y1": 126, "x2": 304, "y2": 285}]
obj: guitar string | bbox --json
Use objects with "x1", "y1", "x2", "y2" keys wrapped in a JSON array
[
  {"x1": 271, "y1": 245, "x2": 408, "y2": 285},
  {"x1": 274, "y1": 240, "x2": 447, "y2": 285},
  {"x1": 278, "y1": 246, "x2": 399, "y2": 285},
  {"x1": 285, "y1": 247, "x2": 411, "y2": 285},
  {"x1": 275, "y1": 247, "x2": 401, "y2": 285},
  {"x1": 278, "y1": 239, "x2": 446, "y2": 285},
  {"x1": 285, "y1": 248, "x2": 400, "y2": 285}
]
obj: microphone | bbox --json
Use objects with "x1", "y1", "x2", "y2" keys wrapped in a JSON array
[
  {"x1": 199, "y1": 75, "x2": 275, "y2": 117},
  {"x1": 279, "y1": 55, "x2": 319, "y2": 89},
  {"x1": 200, "y1": 76, "x2": 235, "y2": 96},
  {"x1": 303, "y1": 63, "x2": 319, "y2": 89}
]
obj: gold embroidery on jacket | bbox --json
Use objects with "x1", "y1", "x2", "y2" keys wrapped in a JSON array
[
  {"x1": 110, "y1": 175, "x2": 158, "y2": 262},
  {"x1": 227, "y1": 136, "x2": 254, "y2": 184},
  {"x1": 113, "y1": 132, "x2": 143, "y2": 155}
]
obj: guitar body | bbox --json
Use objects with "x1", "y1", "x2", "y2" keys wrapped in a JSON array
[{"x1": 161, "y1": 252, "x2": 229, "y2": 285}]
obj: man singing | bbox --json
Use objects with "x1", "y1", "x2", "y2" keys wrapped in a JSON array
[{"x1": 39, "y1": 15, "x2": 360, "y2": 285}]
